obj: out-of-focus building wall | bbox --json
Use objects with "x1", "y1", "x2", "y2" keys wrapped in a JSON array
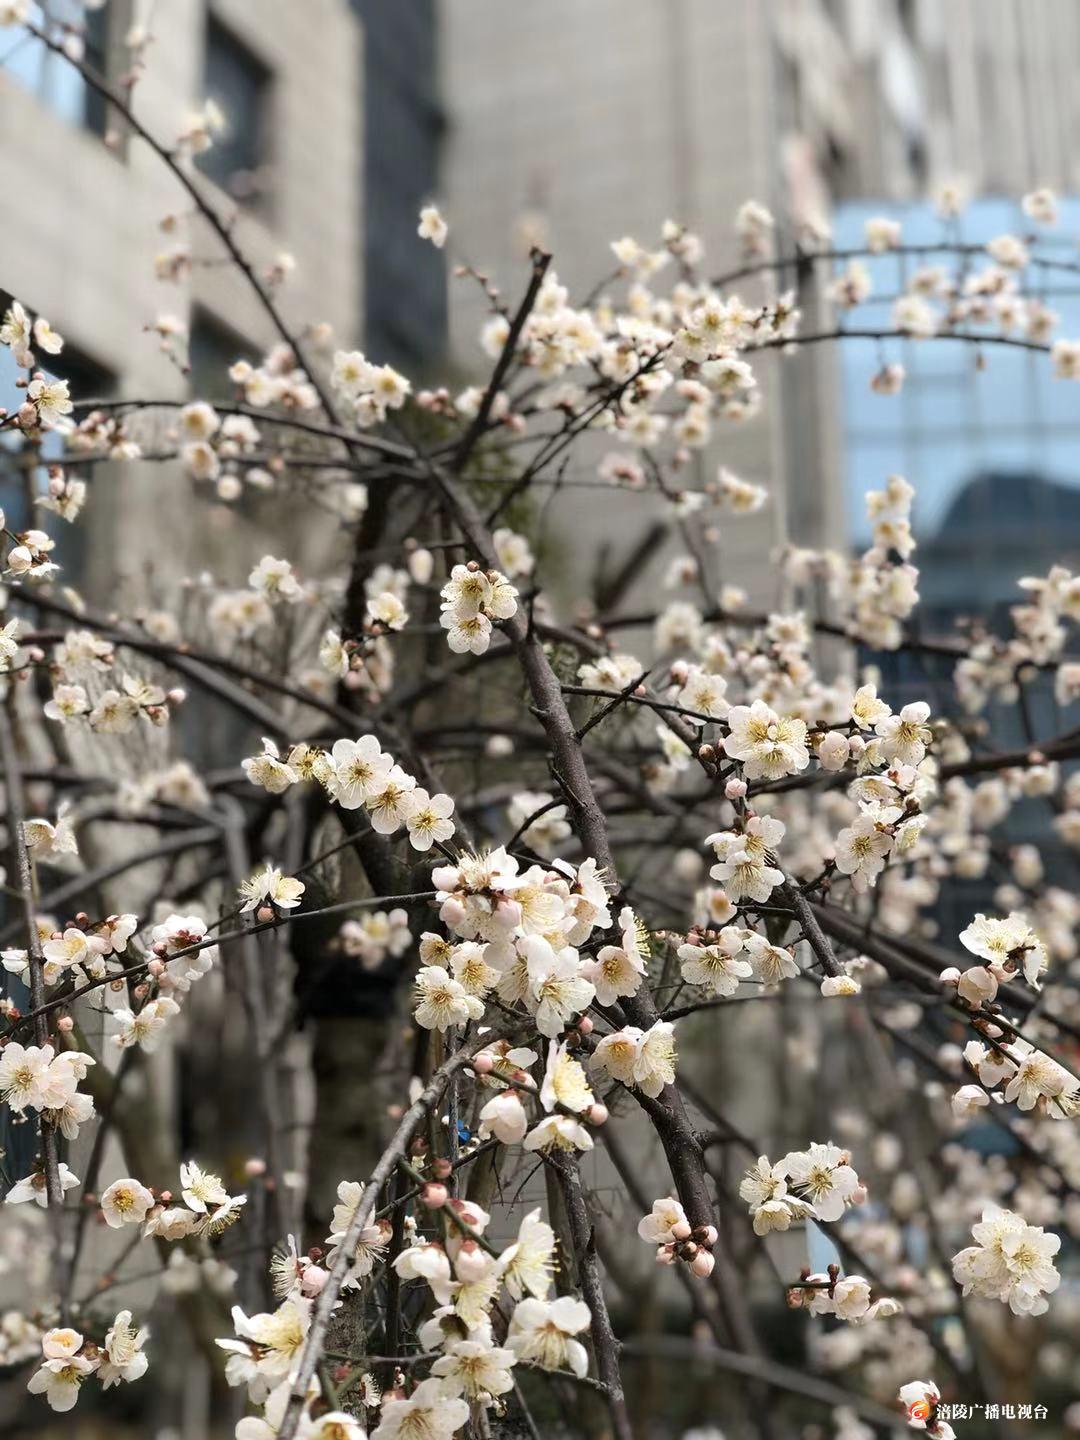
[
  {"x1": 440, "y1": 0, "x2": 1075, "y2": 610},
  {"x1": 0, "y1": 0, "x2": 363, "y2": 602}
]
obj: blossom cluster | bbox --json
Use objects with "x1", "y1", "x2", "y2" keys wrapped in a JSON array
[
  {"x1": 243, "y1": 733, "x2": 456, "y2": 851},
  {"x1": 951, "y1": 1205, "x2": 1061, "y2": 1315},
  {"x1": 27, "y1": 1315, "x2": 147, "y2": 1414}
]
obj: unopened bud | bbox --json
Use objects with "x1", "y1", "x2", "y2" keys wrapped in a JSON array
[
  {"x1": 587, "y1": 1103, "x2": 609, "y2": 1126},
  {"x1": 690, "y1": 1250, "x2": 715, "y2": 1278},
  {"x1": 725, "y1": 777, "x2": 747, "y2": 799},
  {"x1": 441, "y1": 897, "x2": 467, "y2": 928}
]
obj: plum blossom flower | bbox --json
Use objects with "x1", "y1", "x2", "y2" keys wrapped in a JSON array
[
  {"x1": 5, "y1": 1163, "x2": 80, "y2": 1207},
  {"x1": 372, "y1": 1376, "x2": 467, "y2": 1440},
  {"x1": 417, "y1": 204, "x2": 448, "y2": 248},
  {"x1": 402, "y1": 788, "x2": 455, "y2": 851},
  {"x1": 875, "y1": 701, "x2": 932, "y2": 765},
  {"x1": 413, "y1": 966, "x2": 484, "y2": 1031},
  {"x1": 242, "y1": 738, "x2": 299, "y2": 794},
  {"x1": 723, "y1": 701, "x2": 809, "y2": 780},
  {"x1": 239, "y1": 866, "x2": 305, "y2": 913},
  {"x1": 834, "y1": 814, "x2": 894, "y2": 892},
  {"x1": 506, "y1": 1296, "x2": 591, "y2": 1376},
  {"x1": 101, "y1": 1178, "x2": 155, "y2": 1229},
  {"x1": 637, "y1": 1197, "x2": 689, "y2": 1245},
  {"x1": 99, "y1": 1311, "x2": 149, "y2": 1387},
  {"x1": 780, "y1": 1143, "x2": 860, "y2": 1222},
  {"x1": 677, "y1": 930, "x2": 753, "y2": 996}
]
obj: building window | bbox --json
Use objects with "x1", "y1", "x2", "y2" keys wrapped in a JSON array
[
  {"x1": 351, "y1": 0, "x2": 446, "y2": 370},
  {"x1": 832, "y1": 196, "x2": 1080, "y2": 922},
  {"x1": 833, "y1": 196, "x2": 1080, "y2": 568},
  {"x1": 0, "y1": 300, "x2": 114, "y2": 583},
  {"x1": 196, "y1": 16, "x2": 272, "y2": 210},
  {"x1": 0, "y1": 0, "x2": 109, "y2": 136}
]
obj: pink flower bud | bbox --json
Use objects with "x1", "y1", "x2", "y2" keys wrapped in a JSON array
[
  {"x1": 851, "y1": 1184, "x2": 868, "y2": 1205},
  {"x1": 244, "y1": 1157, "x2": 267, "y2": 1178},
  {"x1": 494, "y1": 899, "x2": 522, "y2": 929},
  {"x1": 57, "y1": 1015, "x2": 74, "y2": 1034},
  {"x1": 701, "y1": 1224, "x2": 718, "y2": 1246},
  {"x1": 671, "y1": 1220, "x2": 692, "y2": 1241},
  {"x1": 577, "y1": 1016, "x2": 594, "y2": 1036},
  {"x1": 939, "y1": 967, "x2": 961, "y2": 985},
  {"x1": 725, "y1": 778, "x2": 747, "y2": 800},
  {"x1": 471, "y1": 1054, "x2": 494, "y2": 1075},
  {"x1": 440, "y1": 897, "x2": 467, "y2": 928},
  {"x1": 256, "y1": 905, "x2": 275, "y2": 924},
  {"x1": 301, "y1": 1264, "x2": 330, "y2": 1295},
  {"x1": 148, "y1": 959, "x2": 165, "y2": 977},
  {"x1": 587, "y1": 1103, "x2": 609, "y2": 1126},
  {"x1": 421, "y1": 1183, "x2": 448, "y2": 1209},
  {"x1": 691, "y1": 1251, "x2": 715, "y2": 1278},
  {"x1": 656, "y1": 1244, "x2": 676, "y2": 1266}
]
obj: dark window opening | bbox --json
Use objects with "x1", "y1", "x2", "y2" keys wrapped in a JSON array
[
  {"x1": 0, "y1": 296, "x2": 114, "y2": 587},
  {"x1": 351, "y1": 0, "x2": 447, "y2": 370},
  {"x1": 196, "y1": 16, "x2": 273, "y2": 211}
]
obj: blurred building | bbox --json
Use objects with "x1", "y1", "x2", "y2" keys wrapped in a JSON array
[
  {"x1": 439, "y1": 0, "x2": 1078, "y2": 606},
  {"x1": 0, "y1": 0, "x2": 363, "y2": 600}
]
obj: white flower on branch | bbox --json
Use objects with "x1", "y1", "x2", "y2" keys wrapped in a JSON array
[
  {"x1": 951, "y1": 1206, "x2": 1060, "y2": 1316},
  {"x1": 5, "y1": 1164, "x2": 80, "y2": 1208},
  {"x1": 239, "y1": 866, "x2": 305, "y2": 913},
  {"x1": 506, "y1": 1296, "x2": 591, "y2": 1377},
  {"x1": 677, "y1": 929, "x2": 753, "y2": 997},
  {"x1": 779, "y1": 1143, "x2": 861, "y2": 1223},
  {"x1": 413, "y1": 966, "x2": 484, "y2": 1031},
  {"x1": 242, "y1": 737, "x2": 300, "y2": 794},
  {"x1": 723, "y1": 700, "x2": 809, "y2": 780},
  {"x1": 100, "y1": 1178, "x2": 154, "y2": 1229}
]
